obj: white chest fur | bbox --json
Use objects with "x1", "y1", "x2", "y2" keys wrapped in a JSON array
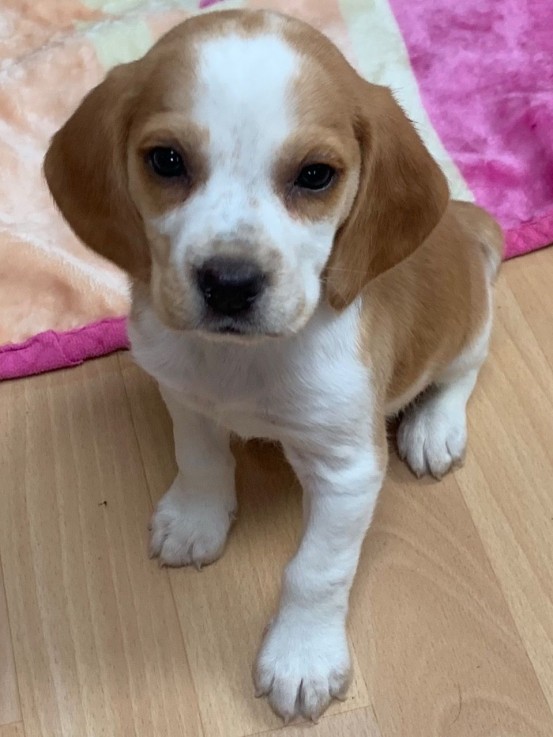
[{"x1": 129, "y1": 300, "x2": 371, "y2": 448}]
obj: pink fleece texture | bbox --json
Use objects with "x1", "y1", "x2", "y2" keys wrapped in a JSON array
[
  {"x1": 0, "y1": 318, "x2": 129, "y2": 381},
  {"x1": 388, "y1": 0, "x2": 553, "y2": 258}
]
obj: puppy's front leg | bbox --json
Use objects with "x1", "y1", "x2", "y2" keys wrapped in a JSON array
[
  {"x1": 254, "y1": 432, "x2": 386, "y2": 722},
  {"x1": 149, "y1": 387, "x2": 236, "y2": 568}
]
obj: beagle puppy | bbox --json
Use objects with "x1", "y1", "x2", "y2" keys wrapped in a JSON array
[{"x1": 44, "y1": 9, "x2": 503, "y2": 723}]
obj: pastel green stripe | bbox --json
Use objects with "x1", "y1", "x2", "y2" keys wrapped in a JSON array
[
  {"x1": 338, "y1": 0, "x2": 473, "y2": 201},
  {"x1": 199, "y1": 0, "x2": 246, "y2": 12},
  {"x1": 82, "y1": 0, "x2": 235, "y2": 13},
  {"x1": 89, "y1": 17, "x2": 153, "y2": 68},
  {"x1": 85, "y1": 1, "x2": 247, "y2": 71},
  {"x1": 83, "y1": 0, "x2": 151, "y2": 12}
]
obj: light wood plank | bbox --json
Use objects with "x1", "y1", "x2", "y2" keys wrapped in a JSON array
[
  {"x1": 502, "y1": 247, "x2": 553, "y2": 366},
  {"x1": 2, "y1": 250, "x2": 553, "y2": 737},
  {"x1": 0, "y1": 357, "x2": 203, "y2": 737},
  {"x1": 120, "y1": 358, "x2": 370, "y2": 737},
  {"x1": 0, "y1": 724, "x2": 25, "y2": 737},
  {"x1": 357, "y1": 457, "x2": 553, "y2": 737},
  {"x1": 254, "y1": 706, "x2": 381, "y2": 736},
  {"x1": 456, "y1": 263, "x2": 553, "y2": 715},
  {"x1": 0, "y1": 561, "x2": 20, "y2": 725},
  {"x1": 121, "y1": 350, "x2": 553, "y2": 736}
]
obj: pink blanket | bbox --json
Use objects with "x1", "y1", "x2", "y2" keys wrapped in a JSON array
[
  {"x1": 389, "y1": 0, "x2": 553, "y2": 259},
  {"x1": 1, "y1": 0, "x2": 551, "y2": 381}
]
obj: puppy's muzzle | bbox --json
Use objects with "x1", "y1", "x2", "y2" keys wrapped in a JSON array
[{"x1": 196, "y1": 256, "x2": 266, "y2": 317}]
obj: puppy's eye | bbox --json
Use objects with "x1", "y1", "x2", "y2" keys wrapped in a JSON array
[
  {"x1": 294, "y1": 163, "x2": 335, "y2": 191},
  {"x1": 148, "y1": 147, "x2": 186, "y2": 178}
]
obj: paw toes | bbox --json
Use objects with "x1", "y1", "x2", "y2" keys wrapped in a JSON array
[
  {"x1": 329, "y1": 668, "x2": 352, "y2": 700},
  {"x1": 267, "y1": 681, "x2": 299, "y2": 723},
  {"x1": 148, "y1": 487, "x2": 234, "y2": 568},
  {"x1": 398, "y1": 404, "x2": 467, "y2": 480},
  {"x1": 254, "y1": 623, "x2": 351, "y2": 723},
  {"x1": 299, "y1": 679, "x2": 330, "y2": 721},
  {"x1": 424, "y1": 446, "x2": 453, "y2": 479},
  {"x1": 148, "y1": 523, "x2": 168, "y2": 559}
]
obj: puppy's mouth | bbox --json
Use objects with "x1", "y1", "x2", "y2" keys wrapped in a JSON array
[
  {"x1": 199, "y1": 314, "x2": 280, "y2": 341},
  {"x1": 217, "y1": 325, "x2": 242, "y2": 335}
]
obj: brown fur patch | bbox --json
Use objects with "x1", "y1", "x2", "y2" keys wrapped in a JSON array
[
  {"x1": 278, "y1": 16, "x2": 450, "y2": 308},
  {"x1": 128, "y1": 114, "x2": 210, "y2": 218},
  {"x1": 43, "y1": 9, "x2": 278, "y2": 280},
  {"x1": 43, "y1": 60, "x2": 151, "y2": 278},
  {"x1": 360, "y1": 201, "x2": 504, "y2": 407},
  {"x1": 273, "y1": 128, "x2": 358, "y2": 222}
]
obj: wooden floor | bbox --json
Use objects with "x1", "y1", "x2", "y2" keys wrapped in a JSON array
[{"x1": 1, "y1": 249, "x2": 553, "y2": 737}]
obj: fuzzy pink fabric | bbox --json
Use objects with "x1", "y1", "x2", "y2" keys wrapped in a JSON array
[
  {"x1": 0, "y1": 318, "x2": 128, "y2": 381},
  {"x1": 389, "y1": 0, "x2": 553, "y2": 258}
]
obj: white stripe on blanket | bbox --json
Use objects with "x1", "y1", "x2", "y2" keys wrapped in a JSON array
[{"x1": 339, "y1": 0, "x2": 473, "y2": 201}]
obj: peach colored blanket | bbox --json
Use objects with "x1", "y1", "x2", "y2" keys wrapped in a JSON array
[{"x1": 1, "y1": 0, "x2": 551, "y2": 379}]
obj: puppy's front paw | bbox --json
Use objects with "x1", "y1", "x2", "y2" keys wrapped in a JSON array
[
  {"x1": 149, "y1": 481, "x2": 235, "y2": 568},
  {"x1": 254, "y1": 612, "x2": 351, "y2": 723},
  {"x1": 397, "y1": 395, "x2": 467, "y2": 479}
]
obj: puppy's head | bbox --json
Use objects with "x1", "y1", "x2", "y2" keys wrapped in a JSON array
[{"x1": 44, "y1": 9, "x2": 448, "y2": 340}]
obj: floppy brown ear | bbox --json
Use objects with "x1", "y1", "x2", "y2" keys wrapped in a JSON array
[
  {"x1": 325, "y1": 84, "x2": 449, "y2": 309},
  {"x1": 43, "y1": 63, "x2": 149, "y2": 277}
]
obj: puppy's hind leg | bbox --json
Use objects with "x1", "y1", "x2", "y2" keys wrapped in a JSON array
[
  {"x1": 397, "y1": 205, "x2": 502, "y2": 479},
  {"x1": 397, "y1": 313, "x2": 492, "y2": 479}
]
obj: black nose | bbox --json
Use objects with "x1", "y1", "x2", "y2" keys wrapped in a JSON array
[{"x1": 196, "y1": 257, "x2": 266, "y2": 316}]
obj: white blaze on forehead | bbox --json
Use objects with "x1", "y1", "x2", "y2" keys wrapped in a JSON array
[
  {"x1": 192, "y1": 32, "x2": 300, "y2": 178},
  {"x1": 150, "y1": 29, "x2": 345, "y2": 338}
]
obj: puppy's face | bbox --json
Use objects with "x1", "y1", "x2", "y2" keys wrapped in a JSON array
[
  {"x1": 45, "y1": 10, "x2": 449, "y2": 340},
  {"x1": 127, "y1": 22, "x2": 361, "y2": 338}
]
